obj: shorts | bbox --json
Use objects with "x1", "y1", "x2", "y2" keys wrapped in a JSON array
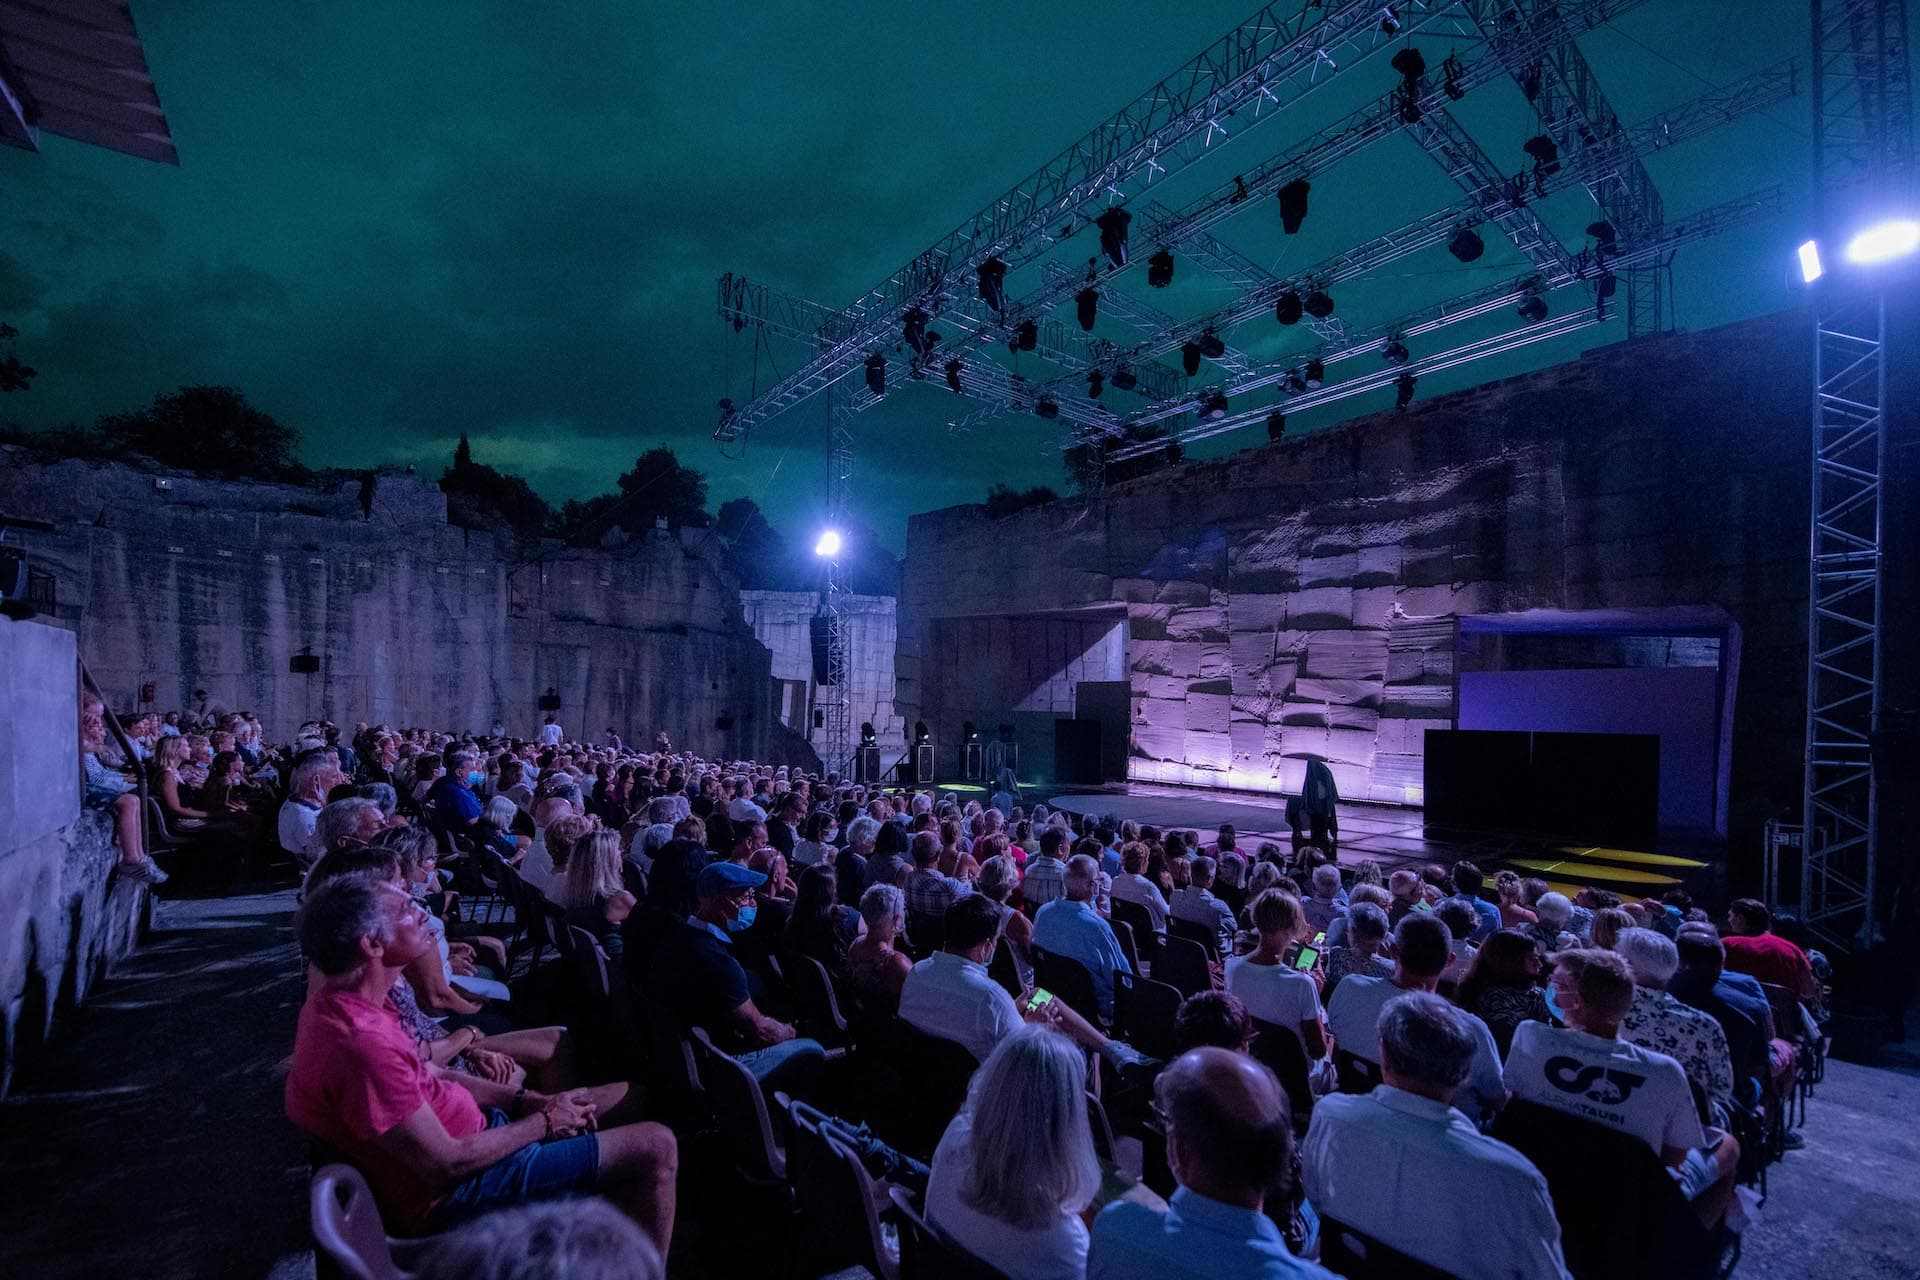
[
  {"x1": 427, "y1": 1107, "x2": 600, "y2": 1227},
  {"x1": 1672, "y1": 1144, "x2": 1721, "y2": 1201}
]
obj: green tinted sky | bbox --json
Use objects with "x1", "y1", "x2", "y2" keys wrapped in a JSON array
[{"x1": 0, "y1": 1, "x2": 1865, "y2": 549}]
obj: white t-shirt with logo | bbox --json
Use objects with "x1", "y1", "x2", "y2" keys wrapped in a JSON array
[{"x1": 1504, "y1": 1021, "x2": 1706, "y2": 1155}]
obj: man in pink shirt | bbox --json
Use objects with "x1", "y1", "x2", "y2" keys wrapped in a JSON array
[{"x1": 286, "y1": 874, "x2": 676, "y2": 1244}]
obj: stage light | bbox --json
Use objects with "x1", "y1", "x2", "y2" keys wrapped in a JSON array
[
  {"x1": 1391, "y1": 47, "x2": 1427, "y2": 82},
  {"x1": 1181, "y1": 341, "x2": 1202, "y2": 376},
  {"x1": 1283, "y1": 368, "x2": 1308, "y2": 394},
  {"x1": 1111, "y1": 365, "x2": 1138, "y2": 391},
  {"x1": 1379, "y1": 5, "x2": 1401, "y2": 35},
  {"x1": 1382, "y1": 338, "x2": 1410, "y2": 364},
  {"x1": 1447, "y1": 227, "x2": 1485, "y2": 262},
  {"x1": 1596, "y1": 271, "x2": 1617, "y2": 300},
  {"x1": 1844, "y1": 218, "x2": 1920, "y2": 264},
  {"x1": 1517, "y1": 293, "x2": 1549, "y2": 323},
  {"x1": 1303, "y1": 290, "x2": 1334, "y2": 319},
  {"x1": 945, "y1": 358, "x2": 964, "y2": 393},
  {"x1": 1199, "y1": 390, "x2": 1229, "y2": 420},
  {"x1": 1096, "y1": 207, "x2": 1132, "y2": 268},
  {"x1": 1034, "y1": 396, "x2": 1060, "y2": 420},
  {"x1": 1797, "y1": 239, "x2": 1824, "y2": 283},
  {"x1": 1267, "y1": 411, "x2": 1287, "y2": 441},
  {"x1": 914, "y1": 720, "x2": 930, "y2": 745},
  {"x1": 902, "y1": 307, "x2": 931, "y2": 356},
  {"x1": 1147, "y1": 249, "x2": 1175, "y2": 288},
  {"x1": 1087, "y1": 369, "x2": 1104, "y2": 398},
  {"x1": 865, "y1": 353, "x2": 886, "y2": 397},
  {"x1": 861, "y1": 722, "x2": 877, "y2": 746},
  {"x1": 1303, "y1": 358, "x2": 1325, "y2": 388},
  {"x1": 1395, "y1": 371, "x2": 1417, "y2": 410},
  {"x1": 716, "y1": 397, "x2": 736, "y2": 429},
  {"x1": 814, "y1": 529, "x2": 843, "y2": 558},
  {"x1": 1275, "y1": 291, "x2": 1304, "y2": 325},
  {"x1": 977, "y1": 257, "x2": 1008, "y2": 312},
  {"x1": 1075, "y1": 287, "x2": 1099, "y2": 332},
  {"x1": 1442, "y1": 53, "x2": 1465, "y2": 100},
  {"x1": 962, "y1": 720, "x2": 978, "y2": 741},
  {"x1": 1014, "y1": 318, "x2": 1038, "y2": 351},
  {"x1": 1523, "y1": 134, "x2": 1561, "y2": 175},
  {"x1": 1586, "y1": 220, "x2": 1617, "y2": 248},
  {"x1": 1398, "y1": 86, "x2": 1422, "y2": 125},
  {"x1": 1197, "y1": 330, "x2": 1226, "y2": 359},
  {"x1": 1278, "y1": 178, "x2": 1311, "y2": 234}
]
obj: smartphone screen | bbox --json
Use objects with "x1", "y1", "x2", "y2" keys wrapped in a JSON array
[
  {"x1": 1312, "y1": 931, "x2": 1326, "y2": 947},
  {"x1": 1293, "y1": 945, "x2": 1319, "y2": 971},
  {"x1": 1023, "y1": 988, "x2": 1054, "y2": 1015}
]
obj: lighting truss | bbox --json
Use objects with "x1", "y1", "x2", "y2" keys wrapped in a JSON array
[{"x1": 820, "y1": 391, "x2": 854, "y2": 777}]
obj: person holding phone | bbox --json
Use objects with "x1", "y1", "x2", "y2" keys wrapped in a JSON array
[{"x1": 1224, "y1": 890, "x2": 1327, "y2": 1061}]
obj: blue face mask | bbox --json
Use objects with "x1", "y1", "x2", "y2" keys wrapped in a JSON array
[
  {"x1": 467, "y1": 771, "x2": 485, "y2": 786},
  {"x1": 728, "y1": 904, "x2": 757, "y2": 933}
]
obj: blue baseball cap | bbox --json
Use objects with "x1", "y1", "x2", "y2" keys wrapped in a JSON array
[{"x1": 696, "y1": 861, "x2": 767, "y2": 898}]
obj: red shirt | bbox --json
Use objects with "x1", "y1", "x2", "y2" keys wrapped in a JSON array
[
  {"x1": 285, "y1": 986, "x2": 486, "y2": 1228},
  {"x1": 1722, "y1": 932, "x2": 1813, "y2": 994}
]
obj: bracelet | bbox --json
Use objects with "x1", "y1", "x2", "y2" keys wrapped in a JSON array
[
  {"x1": 512, "y1": 1085, "x2": 527, "y2": 1118},
  {"x1": 541, "y1": 1109, "x2": 554, "y2": 1139}
]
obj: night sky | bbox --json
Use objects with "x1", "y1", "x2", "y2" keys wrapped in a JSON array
[{"x1": 0, "y1": 2, "x2": 1844, "y2": 550}]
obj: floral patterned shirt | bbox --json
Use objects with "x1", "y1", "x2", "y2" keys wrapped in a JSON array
[{"x1": 1622, "y1": 986, "x2": 1735, "y2": 1115}]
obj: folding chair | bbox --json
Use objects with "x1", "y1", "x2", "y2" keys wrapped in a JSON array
[
  {"x1": 1249, "y1": 1017, "x2": 1315, "y2": 1131},
  {"x1": 1109, "y1": 897, "x2": 1162, "y2": 971},
  {"x1": 689, "y1": 1027, "x2": 788, "y2": 1187},
  {"x1": 1168, "y1": 915, "x2": 1222, "y2": 960},
  {"x1": 1155, "y1": 935, "x2": 1213, "y2": 998},
  {"x1": 784, "y1": 1097, "x2": 901, "y2": 1280},
  {"x1": 1112, "y1": 969, "x2": 1182, "y2": 1062},
  {"x1": 310, "y1": 1163, "x2": 444, "y2": 1280},
  {"x1": 1320, "y1": 1217, "x2": 1460, "y2": 1280},
  {"x1": 889, "y1": 1183, "x2": 1008, "y2": 1280},
  {"x1": 1334, "y1": 1048, "x2": 1382, "y2": 1095},
  {"x1": 1031, "y1": 945, "x2": 1104, "y2": 1026}
]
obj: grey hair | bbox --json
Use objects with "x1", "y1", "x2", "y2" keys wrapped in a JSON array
[
  {"x1": 1347, "y1": 901, "x2": 1390, "y2": 943},
  {"x1": 1615, "y1": 926, "x2": 1680, "y2": 987},
  {"x1": 295, "y1": 874, "x2": 393, "y2": 976},
  {"x1": 354, "y1": 782, "x2": 399, "y2": 817},
  {"x1": 290, "y1": 752, "x2": 335, "y2": 797},
  {"x1": 1217, "y1": 851, "x2": 1247, "y2": 887},
  {"x1": 1312, "y1": 863, "x2": 1342, "y2": 893},
  {"x1": 959, "y1": 1025, "x2": 1100, "y2": 1228},
  {"x1": 1535, "y1": 891, "x2": 1573, "y2": 926},
  {"x1": 859, "y1": 882, "x2": 905, "y2": 934},
  {"x1": 485, "y1": 795, "x2": 519, "y2": 828},
  {"x1": 450, "y1": 750, "x2": 478, "y2": 774},
  {"x1": 315, "y1": 798, "x2": 381, "y2": 851},
  {"x1": 976, "y1": 854, "x2": 1020, "y2": 903},
  {"x1": 415, "y1": 1196, "x2": 663, "y2": 1280},
  {"x1": 1378, "y1": 991, "x2": 1478, "y2": 1090},
  {"x1": 1064, "y1": 853, "x2": 1100, "y2": 898},
  {"x1": 1190, "y1": 855, "x2": 1217, "y2": 886},
  {"x1": 846, "y1": 815, "x2": 881, "y2": 849},
  {"x1": 1246, "y1": 861, "x2": 1282, "y2": 900}
]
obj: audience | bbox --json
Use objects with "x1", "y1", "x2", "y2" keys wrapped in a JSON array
[
  {"x1": 1223, "y1": 890, "x2": 1326, "y2": 1060},
  {"x1": 1452, "y1": 928, "x2": 1551, "y2": 1058},
  {"x1": 1722, "y1": 898, "x2": 1818, "y2": 1000},
  {"x1": 1110, "y1": 840, "x2": 1172, "y2": 934},
  {"x1": 1615, "y1": 927, "x2": 1737, "y2": 1119},
  {"x1": 1022, "y1": 826, "x2": 1071, "y2": 909},
  {"x1": 1169, "y1": 855, "x2": 1238, "y2": 954},
  {"x1": 1031, "y1": 853, "x2": 1133, "y2": 1019}
]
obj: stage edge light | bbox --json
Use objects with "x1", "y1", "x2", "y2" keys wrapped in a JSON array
[
  {"x1": 813, "y1": 529, "x2": 842, "y2": 558},
  {"x1": 1843, "y1": 218, "x2": 1920, "y2": 265},
  {"x1": 1797, "y1": 239, "x2": 1823, "y2": 283}
]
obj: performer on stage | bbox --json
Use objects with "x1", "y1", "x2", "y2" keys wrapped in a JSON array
[{"x1": 1287, "y1": 756, "x2": 1339, "y2": 860}]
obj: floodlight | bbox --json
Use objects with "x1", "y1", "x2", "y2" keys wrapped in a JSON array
[
  {"x1": 865, "y1": 353, "x2": 886, "y2": 397},
  {"x1": 1395, "y1": 371, "x2": 1417, "y2": 410},
  {"x1": 1111, "y1": 366, "x2": 1138, "y2": 391},
  {"x1": 1382, "y1": 339, "x2": 1410, "y2": 364},
  {"x1": 1303, "y1": 358, "x2": 1325, "y2": 388},
  {"x1": 1278, "y1": 178, "x2": 1311, "y2": 234},
  {"x1": 1275, "y1": 291, "x2": 1304, "y2": 325},
  {"x1": 1447, "y1": 227, "x2": 1485, "y2": 262},
  {"x1": 814, "y1": 529, "x2": 843, "y2": 558},
  {"x1": 945, "y1": 358, "x2": 964, "y2": 393},
  {"x1": 1196, "y1": 330, "x2": 1226, "y2": 359},
  {"x1": 1586, "y1": 220, "x2": 1617, "y2": 247},
  {"x1": 1379, "y1": 5, "x2": 1401, "y2": 35},
  {"x1": 1843, "y1": 218, "x2": 1920, "y2": 264},
  {"x1": 1087, "y1": 369, "x2": 1104, "y2": 398},
  {"x1": 902, "y1": 307, "x2": 931, "y2": 356},
  {"x1": 1147, "y1": 249, "x2": 1175, "y2": 288},
  {"x1": 1076, "y1": 287, "x2": 1099, "y2": 331},
  {"x1": 1267, "y1": 411, "x2": 1287, "y2": 442},
  {"x1": 1523, "y1": 134, "x2": 1560, "y2": 175},
  {"x1": 1199, "y1": 390, "x2": 1229, "y2": 420},
  {"x1": 1096, "y1": 207, "x2": 1132, "y2": 268},
  {"x1": 1517, "y1": 294, "x2": 1549, "y2": 323},
  {"x1": 1391, "y1": 47, "x2": 1426, "y2": 82},
  {"x1": 1283, "y1": 369, "x2": 1308, "y2": 394},
  {"x1": 1034, "y1": 396, "x2": 1060, "y2": 420},
  {"x1": 1797, "y1": 239, "x2": 1824, "y2": 283},
  {"x1": 1303, "y1": 290, "x2": 1334, "y2": 319},
  {"x1": 1182, "y1": 341, "x2": 1203, "y2": 376},
  {"x1": 977, "y1": 257, "x2": 1008, "y2": 312},
  {"x1": 1014, "y1": 319, "x2": 1038, "y2": 351}
]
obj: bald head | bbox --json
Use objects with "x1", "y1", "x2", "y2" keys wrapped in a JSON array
[{"x1": 1156, "y1": 1047, "x2": 1292, "y2": 1208}]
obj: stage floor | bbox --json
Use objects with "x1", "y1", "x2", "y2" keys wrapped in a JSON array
[{"x1": 1038, "y1": 782, "x2": 1720, "y2": 901}]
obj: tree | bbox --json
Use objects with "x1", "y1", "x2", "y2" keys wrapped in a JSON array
[
  {"x1": 551, "y1": 444, "x2": 713, "y2": 546},
  {"x1": 715, "y1": 496, "x2": 800, "y2": 589},
  {"x1": 95, "y1": 385, "x2": 301, "y2": 479},
  {"x1": 982, "y1": 482, "x2": 1059, "y2": 518},
  {"x1": 441, "y1": 432, "x2": 552, "y2": 537},
  {"x1": 0, "y1": 323, "x2": 36, "y2": 393}
]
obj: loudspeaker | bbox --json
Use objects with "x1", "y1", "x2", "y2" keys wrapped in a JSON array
[
  {"x1": 809, "y1": 616, "x2": 836, "y2": 686},
  {"x1": 854, "y1": 746, "x2": 882, "y2": 783},
  {"x1": 538, "y1": 688, "x2": 562, "y2": 711},
  {"x1": 915, "y1": 744, "x2": 935, "y2": 782},
  {"x1": 289, "y1": 652, "x2": 321, "y2": 674}
]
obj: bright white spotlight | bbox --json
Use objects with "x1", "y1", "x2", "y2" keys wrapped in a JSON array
[
  {"x1": 1843, "y1": 219, "x2": 1920, "y2": 265},
  {"x1": 1797, "y1": 239, "x2": 1824, "y2": 283},
  {"x1": 813, "y1": 529, "x2": 842, "y2": 558}
]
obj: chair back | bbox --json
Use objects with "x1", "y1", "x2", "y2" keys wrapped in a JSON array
[
  {"x1": 987, "y1": 937, "x2": 1022, "y2": 998},
  {"x1": 779, "y1": 947, "x2": 850, "y2": 1044},
  {"x1": 1109, "y1": 897, "x2": 1161, "y2": 967},
  {"x1": 1084, "y1": 1089, "x2": 1116, "y2": 1163},
  {"x1": 639, "y1": 994, "x2": 707, "y2": 1127},
  {"x1": 1249, "y1": 1017, "x2": 1315, "y2": 1129},
  {"x1": 1168, "y1": 915, "x2": 1221, "y2": 959},
  {"x1": 1031, "y1": 945, "x2": 1104, "y2": 1025},
  {"x1": 784, "y1": 1097, "x2": 900, "y2": 1280},
  {"x1": 1334, "y1": 1048, "x2": 1382, "y2": 1094},
  {"x1": 689, "y1": 1027, "x2": 788, "y2": 1184},
  {"x1": 883, "y1": 1020, "x2": 979, "y2": 1157},
  {"x1": 1156, "y1": 934, "x2": 1213, "y2": 998},
  {"x1": 1112, "y1": 969, "x2": 1182, "y2": 1061},
  {"x1": 888, "y1": 1183, "x2": 1008, "y2": 1280},
  {"x1": 1320, "y1": 1217, "x2": 1461, "y2": 1280},
  {"x1": 310, "y1": 1163, "x2": 416, "y2": 1280},
  {"x1": 563, "y1": 927, "x2": 644, "y2": 1077},
  {"x1": 1759, "y1": 980, "x2": 1813, "y2": 1044},
  {"x1": 1109, "y1": 916, "x2": 1142, "y2": 976},
  {"x1": 907, "y1": 908, "x2": 947, "y2": 954}
]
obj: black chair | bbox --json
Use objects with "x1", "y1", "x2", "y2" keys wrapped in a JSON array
[
  {"x1": 778, "y1": 947, "x2": 850, "y2": 1047},
  {"x1": 784, "y1": 1097, "x2": 900, "y2": 1280},
  {"x1": 1320, "y1": 1217, "x2": 1461, "y2": 1280},
  {"x1": 906, "y1": 908, "x2": 946, "y2": 958},
  {"x1": 1168, "y1": 915, "x2": 1222, "y2": 959},
  {"x1": 638, "y1": 995, "x2": 708, "y2": 1131},
  {"x1": 889, "y1": 1183, "x2": 1008, "y2": 1280},
  {"x1": 872, "y1": 1021, "x2": 978, "y2": 1158},
  {"x1": 1156, "y1": 935, "x2": 1213, "y2": 999},
  {"x1": 1248, "y1": 1017, "x2": 1315, "y2": 1132},
  {"x1": 1084, "y1": 1089, "x2": 1117, "y2": 1164},
  {"x1": 1109, "y1": 897, "x2": 1162, "y2": 970},
  {"x1": 1334, "y1": 1048, "x2": 1382, "y2": 1095},
  {"x1": 688, "y1": 1027, "x2": 788, "y2": 1188},
  {"x1": 1491, "y1": 1099, "x2": 1726, "y2": 1280},
  {"x1": 987, "y1": 937, "x2": 1023, "y2": 999},
  {"x1": 1112, "y1": 969, "x2": 1182, "y2": 1062},
  {"x1": 563, "y1": 926, "x2": 644, "y2": 1079},
  {"x1": 1031, "y1": 945, "x2": 1104, "y2": 1026},
  {"x1": 1109, "y1": 916, "x2": 1142, "y2": 977}
]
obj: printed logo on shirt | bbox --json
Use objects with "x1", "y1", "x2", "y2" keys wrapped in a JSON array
[{"x1": 1544, "y1": 1055, "x2": 1649, "y2": 1107}]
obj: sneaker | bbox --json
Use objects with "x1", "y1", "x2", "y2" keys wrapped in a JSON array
[
  {"x1": 1782, "y1": 1129, "x2": 1806, "y2": 1150},
  {"x1": 118, "y1": 858, "x2": 169, "y2": 885}
]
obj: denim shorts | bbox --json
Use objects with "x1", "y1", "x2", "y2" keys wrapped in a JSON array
[{"x1": 429, "y1": 1107, "x2": 600, "y2": 1227}]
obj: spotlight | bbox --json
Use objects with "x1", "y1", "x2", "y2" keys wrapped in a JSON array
[
  {"x1": 865, "y1": 353, "x2": 886, "y2": 397},
  {"x1": 1586, "y1": 220, "x2": 1617, "y2": 248},
  {"x1": 1391, "y1": 47, "x2": 1427, "y2": 82},
  {"x1": 1382, "y1": 339, "x2": 1409, "y2": 365},
  {"x1": 1275, "y1": 291, "x2": 1304, "y2": 325},
  {"x1": 1520, "y1": 61, "x2": 1543, "y2": 103},
  {"x1": 1267, "y1": 411, "x2": 1287, "y2": 441},
  {"x1": 1197, "y1": 330, "x2": 1226, "y2": 359},
  {"x1": 1014, "y1": 318, "x2": 1038, "y2": 351},
  {"x1": 814, "y1": 529, "x2": 843, "y2": 558},
  {"x1": 1087, "y1": 369, "x2": 1104, "y2": 398},
  {"x1": 716, "y1": 397, "x2": 736, "y2": 428},
  {"x1": 1229, "y1": 175, "x2": 1250, "y2": 204},
  {"x1": 1442, "y1": 53, "x2": 1465, "y2": 100},
  {"x1": 1095, "y1": 207, "x2": 1132, "y2": 268},
  {"x1": 902, "y1": 307, "x2": 931, "y2": 357},
  {"x1": 1523, "y1": 134, "x2": 1561, "y2": 175},
  {"x1": 1147, "y1": 249, "x2": 1175, "y2": 288},
  {"x1": 1517, "y1": 293, "x2": 1549, "y2": 323},
  {"x1": 977, "y1": 257, "x2": 1008, "y2": 312},
  {"x1": 1379, "y1": 5, "x2": 1400, "y2": 35},
  {"x1": 915, "y1": 720, "x2": 930, "y2": 745},
  {"x1": 1181, "y1": 341, "x2": 1203, "y2": 376},
  {"x1": 861, "y1": 722, "x2": 877, "y2": 746},
  {"x1": 1844, "y1": 218, "x2": 1920, "y2": 264},
  {"x1": 1796, "y1": 240, "x2": 1824, "y2": 284},
  {"x1": 1277, "y1": 178, "x2": 1311, "y2": 234},
  {"x1": 1596, "y1": 271, "x2": 1618, "y2": 300},
  {"x1": 1303, "y1": 290, "x2": 1334, "y2": 319},
  {"x1": 1398, "y1": 85, "x2": 1423, "y2": 125},
  {"x1": 1034, "y1": 396, "x2": 1060, "y2": 420},
  {"x1": 1303, "y1": 358, "x2": 1325, "y2": 388},
  {"x1": 962, "y1": 720, "x2": 978, "y2": 741},
  {"x1": 1283, "y1": 369, "x2": 1308, "y2": 395},
  {"x1": 1075, "y1": 286, "x2": 1099, "y2": 332},
  {"x1": 1395, "y1": 371, "x2": 1417, "y2": 410},
  {"x1": 1199, "y1": 390, "x2": 1229, "y2": 420},
  {"x1": 945, "y1": 358, "x2": 964, "y2": 393},
  {"x1": 1111, "y1": 365, "x2": 1138, "y2": 391},
  {"x1": 1447, "y1": 227, "x2": 1485, "y2": 262}
]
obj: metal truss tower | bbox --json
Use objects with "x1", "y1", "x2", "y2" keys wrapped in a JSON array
[
  {"x1": 821, "y1": 391, "x2": 855, "y2": 779},
  {"x1": 1801, "y1": 0, "x2": 1911, "y2": 949}
]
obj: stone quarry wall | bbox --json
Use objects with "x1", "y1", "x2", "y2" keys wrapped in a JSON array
[
  {"x1": 901, "y1": 310, "x2": 1865, "y2": 851},
  {"x1": 739, "y1": 590, "x2": 904, "y2": 755},
  {"x1": 0, "y1": 453, "x2": 781, "y2": 759}
]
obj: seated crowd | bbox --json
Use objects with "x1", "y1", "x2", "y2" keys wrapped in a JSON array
[{"x1": 106, "y1": 701, "x2": 1833, "y2": 1278}]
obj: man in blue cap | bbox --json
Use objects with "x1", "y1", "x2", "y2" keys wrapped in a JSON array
[{"x1": 649, "y1": 860, "x2": 826, "y2": 1096}]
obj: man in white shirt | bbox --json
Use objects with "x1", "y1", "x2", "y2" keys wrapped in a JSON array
[
  {"x1": 537, "y1": 715, "x2": 564, "y2": 747},
  {"x1": 277, "y1": 749, "x2": 344, "y2": 866},
  {"x1": 1304, "y1": 992, "x2": 1571, "y2": 1280},
  {"x1": 1325, "y1": 915, "x2": 1505, "y2": 1123},
  {"x1": 1504, "y1": 948, "x2": 1741, "y2": 1227},
  {"x1": 1169, "y1": 856, "x2": 1238, "y2": 954}
]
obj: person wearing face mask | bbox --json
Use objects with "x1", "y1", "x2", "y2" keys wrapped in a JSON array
[
  {"x1": 427, "y1": 749, "x2": 486, "y2": 838},
  {"x1": 648, "y1": 862, "x2": 827, "y2": 1096}
]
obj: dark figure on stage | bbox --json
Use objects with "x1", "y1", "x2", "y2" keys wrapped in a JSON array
[{"x1": 1287, "y1": 756, "x2": 1339, "y2": 859}]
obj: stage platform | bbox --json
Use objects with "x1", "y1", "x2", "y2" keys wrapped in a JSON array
[{"x1": 1035, "y1": 782, "x2": 1721, "y2": 901}]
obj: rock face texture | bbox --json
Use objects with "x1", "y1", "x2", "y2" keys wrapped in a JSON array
[
  {"x1": 0, "y1": 457, "x2": 780, "y2": 759},
  {"x1": 900, "y1": 310, "x2": 1890, "y2": 852},
  {"x1": 739, "y1": 590, "x2": 903, "y2": 756}
]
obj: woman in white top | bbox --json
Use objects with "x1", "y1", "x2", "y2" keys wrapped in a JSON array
[
  {"x1": 1224, "y1": 888, "x2": 1327, "y2": 1059},
  {"x1": 927, "y1": 1025, "x2": 1099, "y2": 1280},
  {"x1": 1108, "y1": 840, "x2": 1171, "y2": 932}
]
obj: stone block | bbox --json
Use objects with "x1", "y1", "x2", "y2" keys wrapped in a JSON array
[
  {"x1": 1165, "y1": 605, "x2": 1229, "y2": 641},
  {"x1": 1293, "y1": 676, "x2": 1382, "y2": 708},
  {"x1": 1185, "y1": 691, "x2": 1232, "y2": 734},
  {"x1": 1303, "y1": 631, "x2": 1389, "y2": 681},
  {"x1": 1154, "y1": 579, "x2": 1212, "y2": 607}
]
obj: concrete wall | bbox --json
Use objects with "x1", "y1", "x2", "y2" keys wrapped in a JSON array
[
  {"x1": 739, "y1": 590, "x2": 903, "y2": 754},
  {"x1": 901, "y1": 311, "x2": 1865, "y2": 855},
  {"x1": 0, "y1": 453, "x2": 783, "y2": 760},
  {"x1": 0, "y1": 620, "x2": 146, "y2": 1095}
]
